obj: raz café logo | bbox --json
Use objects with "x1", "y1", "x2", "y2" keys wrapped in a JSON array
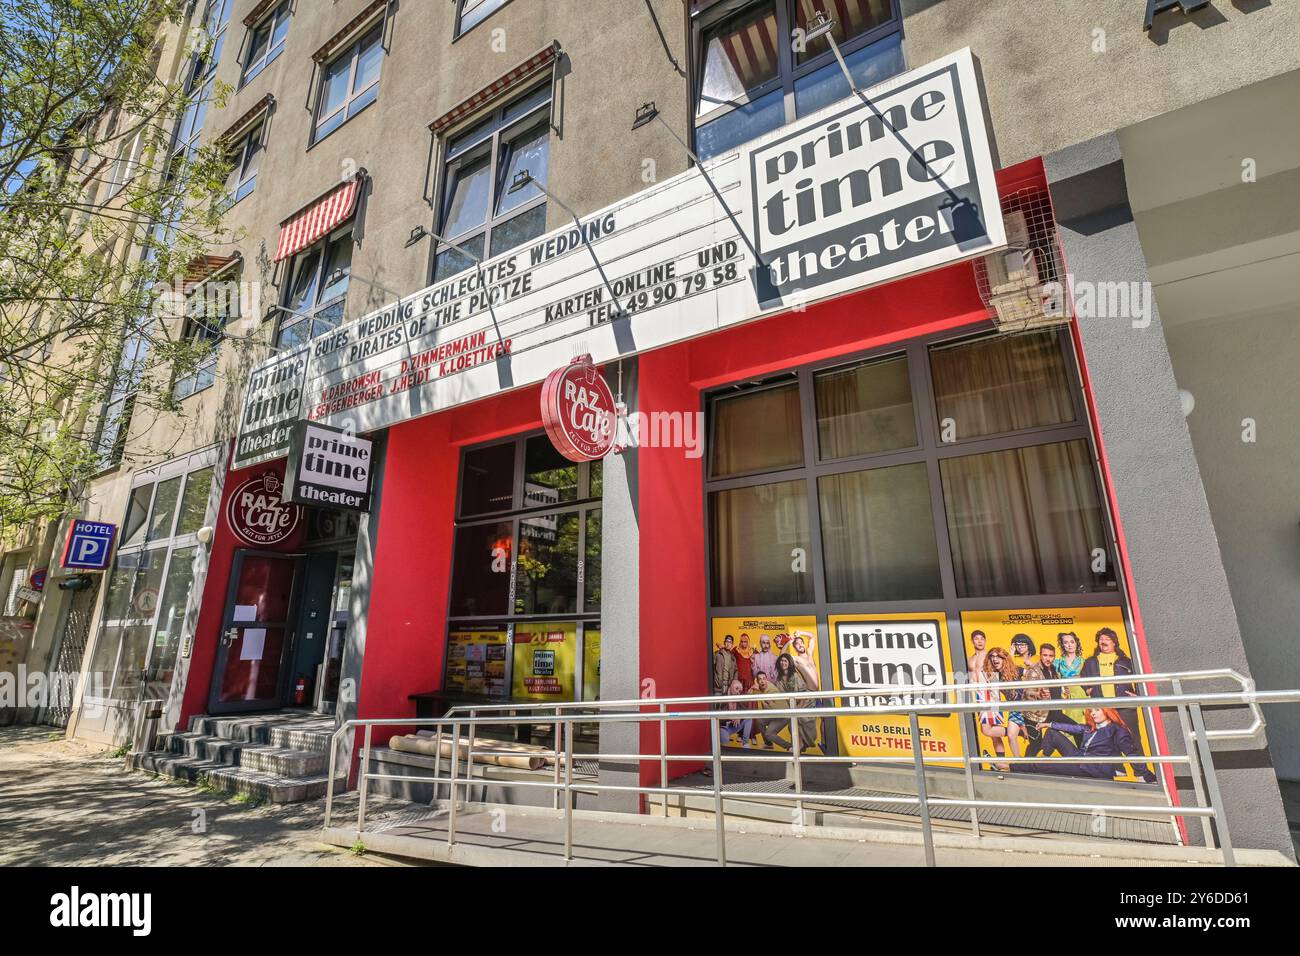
[
  {"x1": 540, "y1": 354, "x2": 617, "y2": 462},
  {"x1": 226, "y1": 471, "x2": 303, "y2": 546}
]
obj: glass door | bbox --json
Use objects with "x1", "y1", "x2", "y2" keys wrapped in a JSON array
[{"x1": 209, "y1": 550, "x2": 301, "y2": 713}]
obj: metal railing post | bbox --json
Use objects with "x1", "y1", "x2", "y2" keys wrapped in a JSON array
[
  {"x1": 711, "y1": 716, "x2": 727, "y2": 866},
  {"x1": 1188, "y1": 702, "x2": 1235, "y2": 866},
  {"x1": 356, "y1": 724, "x2": 373, "y2": 838},
  {"x1": 324, "y1": 727, "x2": 340, "y2": 829},
  {"x1": 908, "y1": 713, "x2": 936, "y2": 867},
  {"x1": 553, "y1": 707, "x2": 563, "y2": 811},
  {"x1": 958, "y1": 681, "x2": 981, "y2": 838},
  {"x1": 789, "y1": 697, "x2": 804, "y2": 825},
  {"x1": 433, "y1": 725, "x2": 444, "y2": 802},
  {"x1": 1172, "y1": 679, "x2": 1214, "y2": 849},
  {"x1": 563, "y1": 717, "x2": 574, "y2": 861},
  {"x1": 465, "y1": 709, "x2": 477, "y2": 805},
  {"x1": 447, "y1": 721, "x2": 461, "y2": 846},
  {"x1": 659, "y1": 703, "x2": 669, "y2": 817}
]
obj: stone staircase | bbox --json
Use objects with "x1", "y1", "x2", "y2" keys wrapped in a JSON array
[{"x1": 130, "y1": 711, "x2": 342, "y2": 803}]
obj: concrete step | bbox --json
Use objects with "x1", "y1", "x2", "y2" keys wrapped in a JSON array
[
  {"x1": 129, "y1": 750, "x2": 343, "y2": 803},
  {"x1": 186, "y1": 712, "x2": 336, "y2": 748}
]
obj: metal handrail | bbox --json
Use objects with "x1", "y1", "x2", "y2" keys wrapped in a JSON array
[{"x1": 323, "y1": 670, "x2": 1300, "y2": 868}]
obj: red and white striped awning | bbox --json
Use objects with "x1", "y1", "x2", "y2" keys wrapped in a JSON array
[{"x1": 274, "y1": 176, "x2": 363, "y2": 262}]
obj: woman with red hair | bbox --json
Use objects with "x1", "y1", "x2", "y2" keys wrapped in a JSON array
[{"x1": 1034, "y1": 707, "x2": 1157, "y2": 783}]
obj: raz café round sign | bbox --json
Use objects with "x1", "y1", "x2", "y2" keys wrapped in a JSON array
[
  {"x1": 540, "y1": 355, "x2": 617, "y2": 462},
  {"x1": 226, "y1": 471, "x2": 303, "y2": 546}
]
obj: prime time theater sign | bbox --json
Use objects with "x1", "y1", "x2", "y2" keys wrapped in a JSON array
[{"x1": 234, "y1": 48, "x2": 1003, "y2": 460}]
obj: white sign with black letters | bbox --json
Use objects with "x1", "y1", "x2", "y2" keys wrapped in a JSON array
[
  {"x1": 283, "y1": 421, "x2": 374, "y2": 512},
  {"x1": 233, "y1": 48, "x2": 1003, "y2": 453}
]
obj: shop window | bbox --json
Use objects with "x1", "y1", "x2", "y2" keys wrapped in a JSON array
[
  {"x1": 710, "y1": 479, "x2": 812, "y2": 606},
  {"x1": 708, "y1": 378, "x2": 803, "y2": 477},
  {"x1": 313, "y1": 22, "x2": 383, "y2": 143},
  {"x1": 940, "y1": 439, "x2": 1115, "y2": 598},
  {"x1": 693, "y1": 0, "x2": 903, "y2": 161},
  {"x1": 818, "y1": 462, "x2": 941, "y2": 602},
  {"x1": 275, "y1": 224, "x2": 353, "y2": 347},
  {"x1": 446, "y1": 433, "x2": 602, "y2": 704},
  {"x1": 433, "y1": 84, "x2": 551, "y2": 283},
  {"x1": 242, "y1": 1, "x2": 292, "y2": 86},
  {"x1": 929, "y1": 329, "x2": 1076, "y2": 440},
  {"x1": 456, "y1": 0, "x2": 511, "y2": 36},
  {"x1": 814, "y1": 352, "x2": 916, "y2": 459}
]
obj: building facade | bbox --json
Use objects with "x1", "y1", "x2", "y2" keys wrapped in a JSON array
[{"x1": 6, "y1": 0, "x2": 1299, "y2": 856}]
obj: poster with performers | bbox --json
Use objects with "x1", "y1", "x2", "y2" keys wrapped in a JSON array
[
  {"x1": 827, "y1": 613, "x2": 964, "y2": 767},
  {"x1": 960, "y1": 607, "x2": 1158, "y2": 785},
  {"x1": 709, "y1": 616, "x2": 824, "y2": 754}
]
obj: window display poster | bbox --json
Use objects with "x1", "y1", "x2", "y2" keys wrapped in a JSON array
[
  {"x1": 446, "y1": 628, "x2": 509, "y2": 697},
  {"x1": 960, "y1": 607, "x2": 1158, "y2": 784},
  {"x1": 709, "y1": 616, "x2": 824, "y2": 754},
  {"x1": 827, "y1": 613, "x2": 964, "y2": 766},
  {"x1": 512, "y1": 622, "x2": 578, "y2": 700}
]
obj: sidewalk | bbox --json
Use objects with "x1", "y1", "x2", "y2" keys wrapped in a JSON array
[{"x1": 0, "y1": 727, "x2": 425, "y2": 867}]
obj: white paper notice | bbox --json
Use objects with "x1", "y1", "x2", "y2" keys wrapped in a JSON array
[
  {"x1": 232, "y1": 604, "x2": 258, "y2": 623},
  {"x1": 240, "y1": 628, "x2": 267, "y2": 661}
]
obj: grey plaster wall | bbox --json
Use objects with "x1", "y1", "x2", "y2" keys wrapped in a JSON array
[{"x1": 1045, "y1": 133, "x2": 1293, "y2": 856}]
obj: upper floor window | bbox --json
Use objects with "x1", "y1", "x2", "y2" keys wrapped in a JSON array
[
  {"x1": 224, "y1": 121, "x2": 263, "y2": 205},
  {"x1": 456, "y1": 0, "x2": 512, "y2": 36},
  {"x1": 693, "y1": 0, "x2": 904, "y2": 162},
  {"x1": 433, "y1": 84, "x2": 551, "y2": 283},
  {"x1": 242, "y1": 1, "x2": 292, "y2": 86},
  {"x1": 313, "y1": 23, "x2": 383, "y2": 143},
  {"x1": 186, "y1": 0, "x2": 233, "y2": 87},
  {"x1": 173, "y1": 279, "x2": 236, "y2": 401},
  {"x1": 276, "y1": 224, "x2": 353, "y2": 347}
]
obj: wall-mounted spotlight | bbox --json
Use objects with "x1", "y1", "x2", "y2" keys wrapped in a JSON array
[{"x1": 405, "y1": 225, "x2": 429, "y2": 248}]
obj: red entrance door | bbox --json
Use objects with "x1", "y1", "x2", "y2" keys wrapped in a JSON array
[{"x1": 209, "y1": 550, "x2": 301, "y2": 713}]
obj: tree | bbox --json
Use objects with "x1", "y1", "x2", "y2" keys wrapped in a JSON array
[{"x1": 0, "y1": 0, "x2": 235, "y2": 536}]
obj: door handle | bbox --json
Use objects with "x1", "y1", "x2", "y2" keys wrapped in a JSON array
[{"x1": 223, "y1": 627, "x2": 239, "y2": 647}]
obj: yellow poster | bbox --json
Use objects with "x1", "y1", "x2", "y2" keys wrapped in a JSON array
[
  {"x1": 512, "y1": 622, "x2": 578, "y2": 700},
  {"x1": 446, "y1": 628, "x2": 508, "y2": 697},
  {"x1": 827, "y1": 613, "x2": 964, "y2": 766},
  {"x1": 709, "y1": 616, "x2": 824, "y2": 754},
  {"x1": 582, "y1": 627, "x2": 601, "y2": 701},
  {"x1": 960, "y1": 607, "x2": 1158, "y2": 784}
]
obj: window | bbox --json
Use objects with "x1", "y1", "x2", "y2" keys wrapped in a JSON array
[
  {"x1": 446, "y1": 434, "x2": 602, "y2": 703},
  {"x1": 456, "y1": 0, "x2": 511, "y2": 36},
  {"x1": 106, "y1": 130, "x2": 144, "y2": 198},
  {"x1": 173, "y1": 275, "x2": 237, "y2": 400},
  {"x1": 705, "y1": 328, "x2": 1117, "y2": 617},
  {"x1": 693, "y1": 0, "x2": 904, "y2": 161},
  {"x1": 275, "y1": 224, "x2": 353, "y2": 347},
  {"x1": 224, "y1": 122, "x2": 263, "y2": 205},
  {"x1": 433, "y1": 85, "x2": 551, "y2": 283},
  {"x1": 313, "y1": 23, "x2": 383, "y2": 143},
  {"x1": 242, "y1": 1, "x2": 292, "y2": 85},
  {"x1": 94, "y1": 322, "x2": 150, "y2": 470},
  {"x1": 88, "y1": 452, "x2": 216, "y2": 704}
]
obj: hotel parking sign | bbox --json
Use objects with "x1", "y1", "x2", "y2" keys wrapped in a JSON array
[{"x1": 61, "y1": 520, "x2": 117, "y2": 571}]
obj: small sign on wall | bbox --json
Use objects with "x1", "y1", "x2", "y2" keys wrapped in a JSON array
[{"x1": 283, "y1": 421, "x2": 374, "y2": 512}]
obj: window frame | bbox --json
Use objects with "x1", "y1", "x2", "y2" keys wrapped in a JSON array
[
  {"x1": 690, "y1": 0, "x2": 905, "y2": 156},
  {"x1": 311, "y1": 21, "x2": 384, "y2": 145},
  {"x1": 240, "y1": 0, "x2": 292, "y2": 87},
  {"x1": 431, "y1": 82, "x2": 552, "y2": 283},
  {"x1": 172, "y1": 269, "x2": 238, "y2": 401},
  {"x1": 274, "y1": 222, "x2": 355, "y2": 348},
  {"x1": 454, "y1": 0, "x2": 515, "y2": 39},
  {"x1": 224, "y1": 120, "x2": 264, "y2": 206},
  {"x1": 702, "y1": 323, "x2": 1126, "y2": 619},
  {"x1": 442, "y1": 431, "x2": 603, "y2": 704}
]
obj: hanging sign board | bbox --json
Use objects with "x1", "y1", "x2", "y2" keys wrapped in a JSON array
[
  {"x1": 283, "y1": 421, "x2": 375, "y2": 512},
  {"x1": 226, "y1": 471, "x2": 303, "y2": 546},
  {"x1": 232, "y1": 48, "x2": 1003, "y2": 454},
  {"x1": 540, "y1": 355, "x2": 617, "y2": 462},
  {"x1": 61, "y1": 520, "x2": 118, "y2": 571}
]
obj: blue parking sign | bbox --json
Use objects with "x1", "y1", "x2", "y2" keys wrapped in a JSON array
[{"x1": 61, "y1": 520, "x2": 117, "y2": 571}]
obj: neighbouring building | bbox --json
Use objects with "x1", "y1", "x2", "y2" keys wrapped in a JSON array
[{"x1": 4, "y1": 0, "x2": 1299, "y2": 857}]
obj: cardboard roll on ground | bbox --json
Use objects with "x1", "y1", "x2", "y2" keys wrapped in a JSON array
[{"x1": 391, "y1": 733, "x2": 549, "y2": 770}]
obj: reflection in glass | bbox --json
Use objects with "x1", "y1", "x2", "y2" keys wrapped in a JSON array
[
  {"x1": 515, "y1": 511, "x2": 579, "y2": 615},
  {"x1": 176, "y1": 467, "x2": 213, "y2": 535},
  {"x1": 524, "y1": 435, "x2": 577, "y2": 506},
  {"x1": 710, "y1": 480, "x2": 811, "y2": 606},
  {"x1": 147, "y1": 476, "x2": 181, "y2": 541},
  {"x1": 460, "y1": 442, "x2": 515, "y2": 515},
  {"x1": 696, "y1": 87, "x2": 784, "y2": 162},
  {"x1": 584, "y1": 510, "x2": 601, "y2": 613},
  {"x1": 489, "y1": 204, "x2": 547, "y2": 258},
  {"x1": 698, "y1": 2, "x2": 779, "y2": 115},
  {"x1": 449, "y1": 521, "x2": 513, "y2": 616},
  {"x1": 819, "y1": 463, "x2": 942, "y2": 602},
  {"x1": 793, "y1": 34, "x2": 905, "y2": 117}
]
